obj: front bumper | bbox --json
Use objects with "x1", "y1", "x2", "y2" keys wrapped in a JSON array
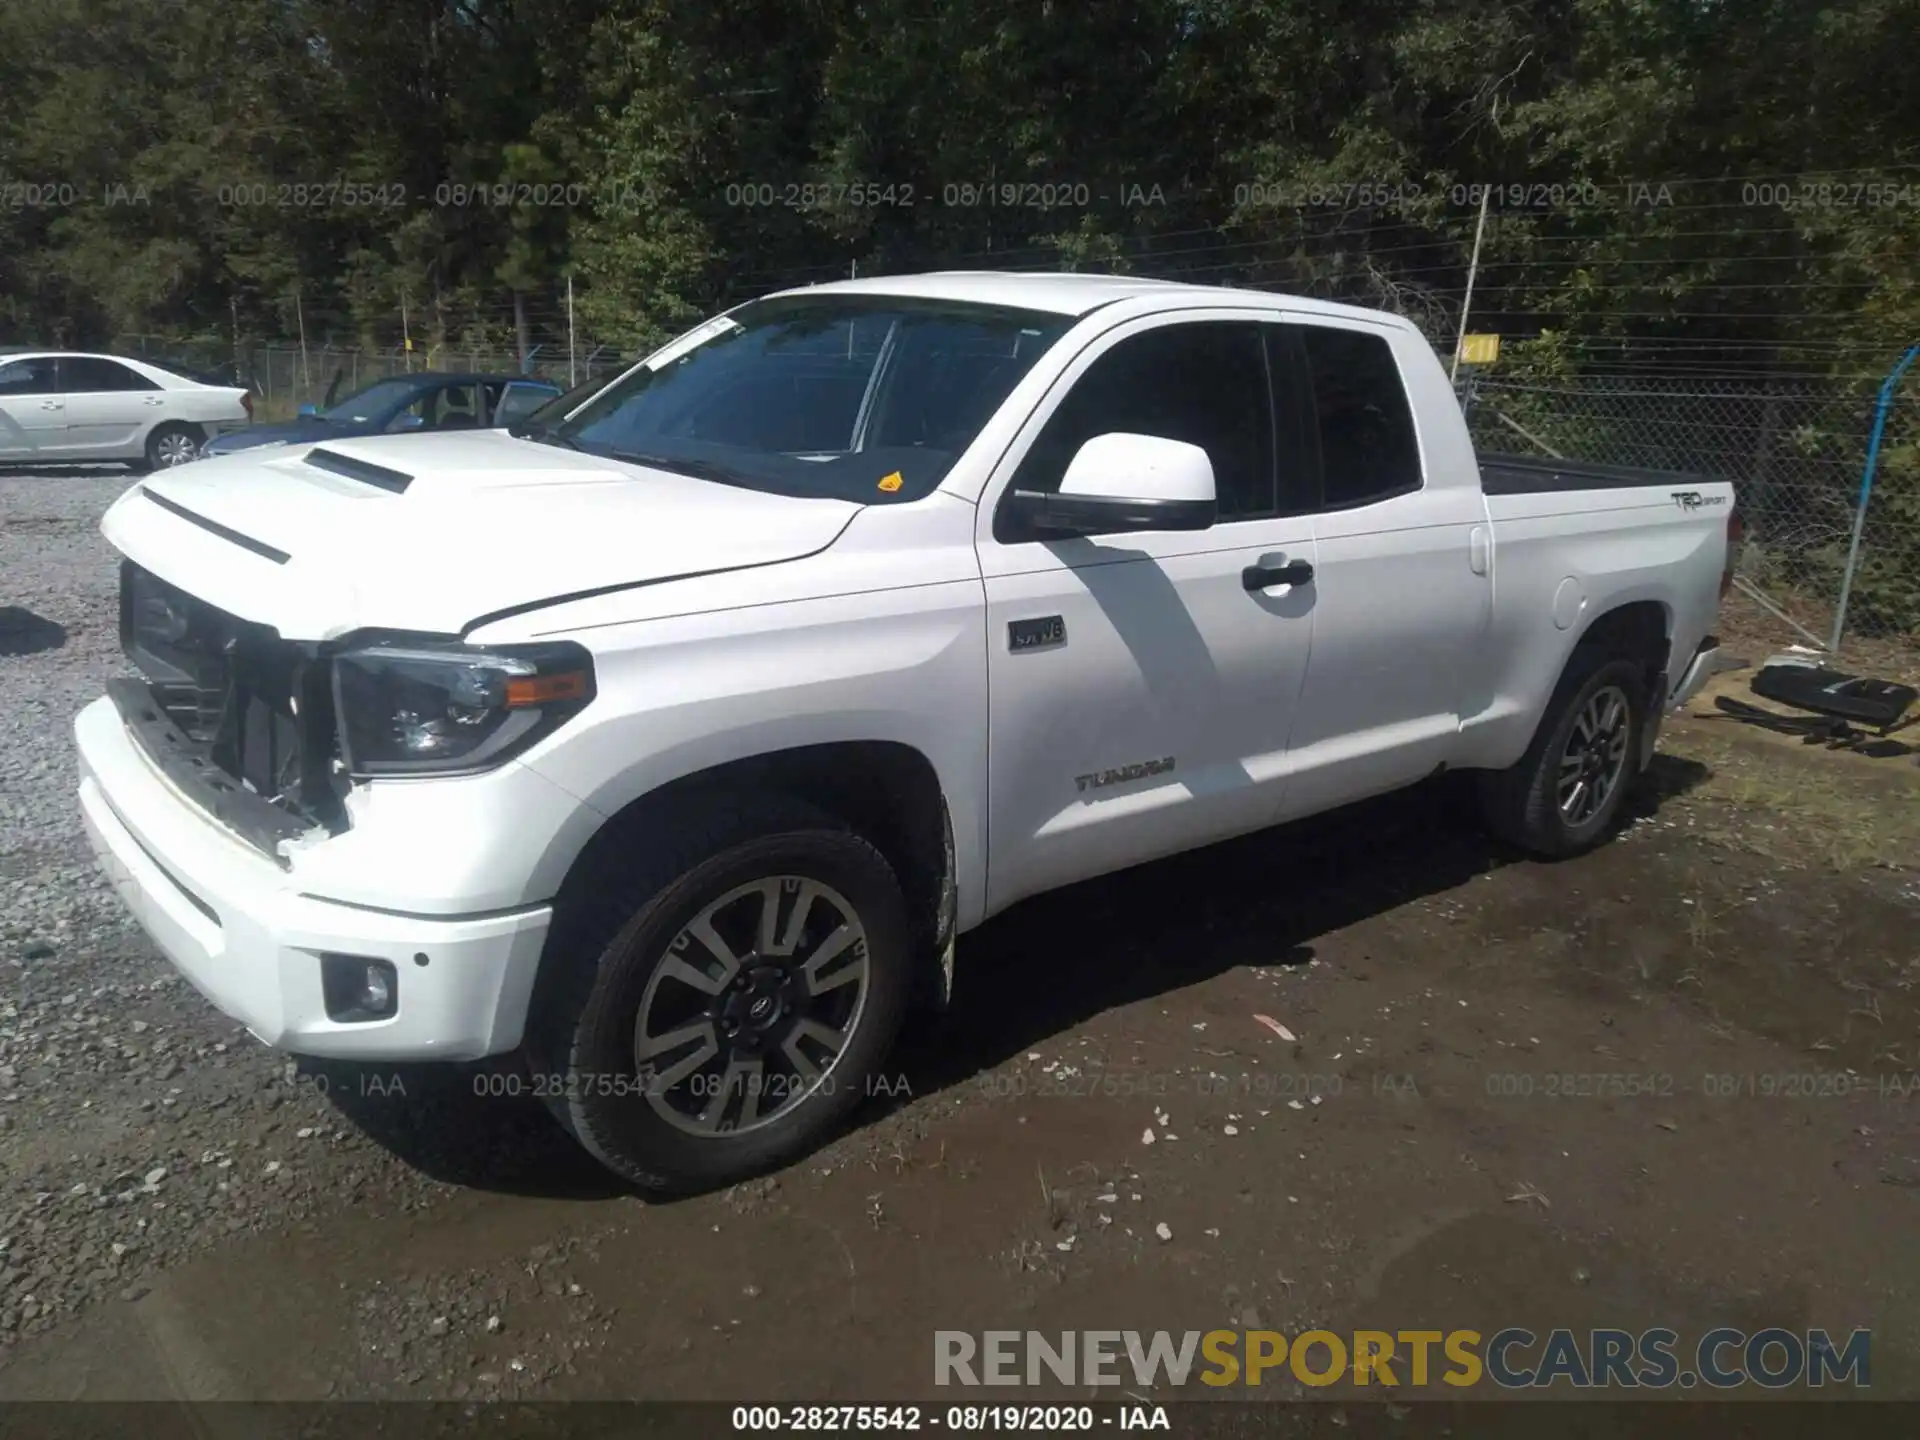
[{"x1": 75, "y1": 694, "x2": 552, "y2": 1061}]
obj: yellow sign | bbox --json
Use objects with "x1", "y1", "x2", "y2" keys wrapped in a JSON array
[
  {"x1": 1458, "y1": 333, "x2": 1500, "y2": 365},
  {"x1": 877, "y1": 471, "x2": 904, "y2": 493}
]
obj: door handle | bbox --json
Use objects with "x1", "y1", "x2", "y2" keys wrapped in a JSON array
[
  {"x1": 1243, "y1": 558, "x2": 1314, "y2": 591},
  {"x1": 144, "y1": 397, "x2": 164, "y2": 406},
  {"x1": 39, "y1": 401, "x2": 61, "y2": 411}
]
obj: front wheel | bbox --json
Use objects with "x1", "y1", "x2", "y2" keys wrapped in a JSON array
[
  {"x1": 525, "y1": 796, "x2": 913, "y2": 1193},
  {"x1": 1478, "y1": 652, "x2": 1649, "y2": 858}
]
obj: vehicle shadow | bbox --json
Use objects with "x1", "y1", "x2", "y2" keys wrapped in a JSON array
[
  {"x1": 303, "y1": 1055, "x2": 632, "y2": 1200},
  {"x1": 885, "y1": 754, "x2": 1712, "y2": 1106},
  {"x1": 310, "y1": 754, "x2": 1709, "y2": 1199},
  {"x1": 0, "y1": 607, "x2": 66, "y2": 657}
]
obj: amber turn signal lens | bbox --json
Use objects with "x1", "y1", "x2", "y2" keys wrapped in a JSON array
[{"x1": 505, "y1": 671, "x2": 590, "y2": 707}]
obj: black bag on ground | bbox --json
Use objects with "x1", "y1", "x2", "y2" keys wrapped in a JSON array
[{"x1": 1749, "y1": 662, "x2": 1915, "y2": 730}]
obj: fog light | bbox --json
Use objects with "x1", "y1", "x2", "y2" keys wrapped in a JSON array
[{"x1": 321, "y1": 954, "x2": 399, "y2": 1023}]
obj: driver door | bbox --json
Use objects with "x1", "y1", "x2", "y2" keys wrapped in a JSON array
[
  {"x1": 976, "y1": 313, "x2": 1318, "y2": 916},
  {"x1": 0, "y1": 357, "x2": 63, "y2": 459}
]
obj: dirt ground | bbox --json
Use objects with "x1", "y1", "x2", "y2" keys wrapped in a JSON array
[{"x1": 2, "y1": 688, "x2": 1917, "y2": 1413}]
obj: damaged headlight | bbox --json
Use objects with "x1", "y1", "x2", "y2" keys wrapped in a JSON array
[
  {"x1": 127, "y1": 566, "x2": 193, "y2": 646},
  {"x1": 330, "y1": 639, "x2": 595, "y2": 777}
]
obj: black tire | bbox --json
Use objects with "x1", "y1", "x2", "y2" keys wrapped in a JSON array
[
  {"x1": 524, "y1": 794, "x2": 913, "y2": 1193},
  {"x1": 138, "y1": 422, "x2": 203, "y2": 473},
  {"x1": 1478, "y1": 649, "x2": 1650, "y2": 858}
]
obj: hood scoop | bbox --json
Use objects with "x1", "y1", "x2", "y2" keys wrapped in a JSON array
[{"x1": 304, "y1": 448, "x2": 414, "y2": 494}]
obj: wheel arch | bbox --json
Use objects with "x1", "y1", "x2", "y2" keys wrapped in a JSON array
[
  {"x1": 143, "y1": 417, "x2": 206, "y2": 464},
  {"x1": 1569, "y1": 597, "x2": 1672, "y2": 672},
  {"x1": 1533, "y1": 597, "x2": 1674, "y2": 777},
  {"x1": 540, "y1": 739, "x2": 958, "y2": 1009},
  {"x1": 1465, "y1": 596, "x2": 1674, "y2": 777}
]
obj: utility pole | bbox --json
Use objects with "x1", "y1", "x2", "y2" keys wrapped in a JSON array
[
  {"x1": 1831, "y1": 342, "x2": 1920, "y2": 652},
  {"x1": 229, "y1": 296, "x2": 241, "y2": 386},
  {"x1": 1450, "y1": 185, "x2": 1492, "y2": 385},
  {"x1": 566, "y1": 274, "x2": 577, "y2": 388},
  {"x1": 295, "y1": 289, "x2": 311, "y2": 399},
  {"x1": 401, "y1": 291, "x2": 412, "y2": 373}
]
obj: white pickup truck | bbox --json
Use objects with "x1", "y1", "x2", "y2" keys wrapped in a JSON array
[{"x1": 75, "y1": 273, "x2": 1737, "y2": 1190}]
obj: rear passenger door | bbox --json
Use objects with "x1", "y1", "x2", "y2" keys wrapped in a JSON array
[
  {"x1": 1269, "y1": 319, "x2": 1493, "y2": 820},
  {"x1": 60, "y1": 356, "x2": 163, "y2": 457}
]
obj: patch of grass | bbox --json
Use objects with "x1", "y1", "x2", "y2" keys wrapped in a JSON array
[{"x1": 1656, "y1": 723, "x2": 1920, "y2": 872}]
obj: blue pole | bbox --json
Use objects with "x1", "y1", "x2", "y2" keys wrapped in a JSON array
[{"x1": 1829, "y1": 342, "x2": 1919, "y2": 653}]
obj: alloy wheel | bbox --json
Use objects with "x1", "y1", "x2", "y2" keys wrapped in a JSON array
[
  {"x1": 1557, "y1": 683, "x2": 1632, "y2": 826},
  {"x1": 154, "y1": 431, "x2": 200, "y2": 466},
  {"x1": 632, "y1": 876, "x2": 870, "y2": 1137}
]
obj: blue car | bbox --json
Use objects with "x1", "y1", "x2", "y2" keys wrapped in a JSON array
[{"x1": 202, "y1": 372, "x2": 561, "y2": 456}]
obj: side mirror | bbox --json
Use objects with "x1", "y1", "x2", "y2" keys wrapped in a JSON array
[
  {"x1": 1008, "y1": 433, "x2": 1217, "y2": 536},
  {"x1": 297, "y1": 403, "x2": 318, "y2": 418}
]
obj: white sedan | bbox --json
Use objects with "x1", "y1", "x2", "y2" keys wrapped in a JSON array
[{"x1": 0, "y1": 350, "x2": 252, "y2": 471}]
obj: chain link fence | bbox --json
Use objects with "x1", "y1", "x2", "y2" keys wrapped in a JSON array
[
  {"x1": 1459, "y1": 373, "x2": 1920, "y2": 650},
  {"x1": 114, "y1": 336, "x2": 634, "y2": 419},
  {"x1": 237, "y1": 343, "x2": 634, "y2": 416}
]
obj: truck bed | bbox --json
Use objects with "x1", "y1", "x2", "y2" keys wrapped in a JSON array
[{"x1": 1479, "y1": 451, "x2": 1726, "y2": 496}]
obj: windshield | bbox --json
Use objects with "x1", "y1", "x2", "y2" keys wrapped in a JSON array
[
  {"x1": 321, "y1": 378, "x2": 421, "y2": 424},
  {"x1": 542, "y1": 296, "x2": 1073, "y2": 502}
]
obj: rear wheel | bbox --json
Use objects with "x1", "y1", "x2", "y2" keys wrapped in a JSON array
[
  {"x1": 525, "y1": 795, "x2": 912, "y2": 1193},
  {"x1": 140, "y1": 422, "x2": 203, "y2": 472},
  {"x1": 1478, "y1": 650, "x2": 1649, "y2": 858}
]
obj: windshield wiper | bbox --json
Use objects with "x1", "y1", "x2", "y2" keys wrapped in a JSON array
[
  {"x1": 514, "y1": 425, "x2": 584, "y2": 450},
  {"x1": 607, "y1": 449, "x2": 741, "y2": 484}
]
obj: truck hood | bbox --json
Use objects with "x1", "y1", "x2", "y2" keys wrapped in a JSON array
[{"x1": 103, "y1": 429, "x2": 862, "y2": 640}]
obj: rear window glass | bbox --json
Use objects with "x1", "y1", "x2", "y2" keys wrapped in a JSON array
[{"x1": 1299, "y1": 327, "x2": 1422, "y2": 507}]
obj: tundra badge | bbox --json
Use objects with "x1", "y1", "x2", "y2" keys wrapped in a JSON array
[{"x1": 1076, "y1": 757, "x2": 1176, "y2": 793}]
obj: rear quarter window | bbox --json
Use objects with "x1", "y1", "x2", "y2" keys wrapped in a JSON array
[{"x1": 1299, "y1": 326, "x2": 1422, "y2": 509}]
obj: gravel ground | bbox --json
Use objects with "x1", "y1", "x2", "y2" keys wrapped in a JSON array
[
  {"x1": 1, "y1": 470, "x2": 134, "y2": 965},
  {"x1": 1, "y1": 471, "x2": 316, "y2": 1331},
  {"x1": 1, "y1": 477, "x2": 433, "y2": 1342}
]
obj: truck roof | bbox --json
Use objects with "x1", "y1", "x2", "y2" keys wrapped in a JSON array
[{"x1": 771, "y1": 270, "x2": 1420, "y2": 329}]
